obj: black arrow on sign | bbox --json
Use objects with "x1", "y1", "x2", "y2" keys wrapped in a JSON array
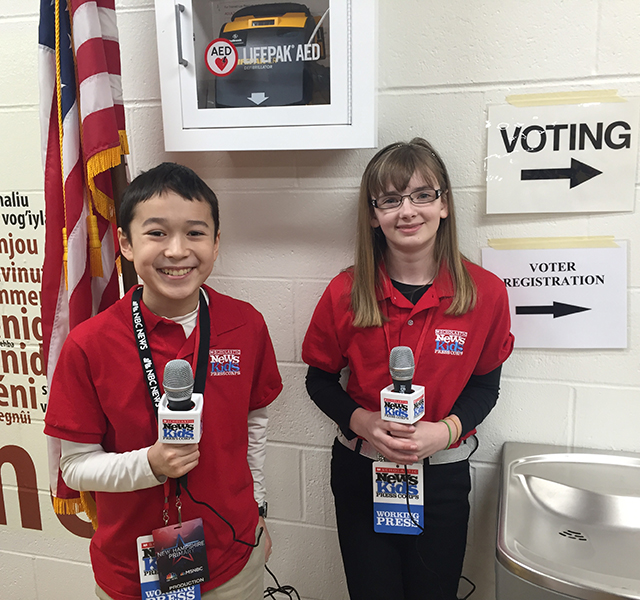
[
  {"x1": 521, "y1": 158, "x2": 602, "y2": 189},
  {"x1": 516, "y1": 302, "x2": 591, "y2": 319}
]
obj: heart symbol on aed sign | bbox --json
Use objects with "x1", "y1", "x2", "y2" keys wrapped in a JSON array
[{"x1": 215, "y1": 57, "x2": 228, "y2": 71}]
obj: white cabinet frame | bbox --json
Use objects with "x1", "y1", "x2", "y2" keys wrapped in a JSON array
[{"x1": 154, "y1": 0, "x2": 377, "y2": 151}]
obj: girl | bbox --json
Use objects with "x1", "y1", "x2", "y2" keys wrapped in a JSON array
[{"x1": 302, "y1": 138, "x2": 514, "y2": 600}]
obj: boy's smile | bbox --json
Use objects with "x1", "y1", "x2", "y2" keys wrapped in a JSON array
[{"x1": 118, "y1": 192, "x2": 219, "y2": 318}]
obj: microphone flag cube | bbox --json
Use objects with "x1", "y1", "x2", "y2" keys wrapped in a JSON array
[
  {"x1": 380, "y1": 385, "x2": 425, "y2": 424},
  {"x1": 157, "y1": 393, "x2": 204, "y2": 444}
]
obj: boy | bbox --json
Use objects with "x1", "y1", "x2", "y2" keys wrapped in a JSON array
[{"x1": 44, "y1": 163, "x2": 282, "y2": 600}]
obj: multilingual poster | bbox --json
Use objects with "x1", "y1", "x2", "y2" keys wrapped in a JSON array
[
  {"x1": 0, "y1": 188, "x2": 56, "y2": 537},
  {"x1": 1, "y1": 187, "x2": 96, "y2": 543},
  {"x1": 0, "y1": 190, "x2": 46, "y2": 431}
]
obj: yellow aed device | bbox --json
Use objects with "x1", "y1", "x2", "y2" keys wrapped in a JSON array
[{"x1": 215, "y1": 3, "x2": 328, "y2": 108}]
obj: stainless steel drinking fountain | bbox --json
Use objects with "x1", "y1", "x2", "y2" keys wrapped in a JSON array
[{"x1": 496, "y1": 442, "x2": 640, "y2": 600}]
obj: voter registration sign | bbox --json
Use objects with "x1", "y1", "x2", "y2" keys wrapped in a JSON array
[
  {"x1": 482, "y1": 243, "x2": 627, "y2": 348},
  {"x1": 486, "y1": 101, "x2": 639, "y2": 214}
]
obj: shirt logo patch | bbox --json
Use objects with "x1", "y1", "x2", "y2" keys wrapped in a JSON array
[
  {"x1": 434, "y1": 329, "x2": 468, "y2": 356},
  {"x1": 210, "y1": 349, "x2": 241, "y2": 376}
]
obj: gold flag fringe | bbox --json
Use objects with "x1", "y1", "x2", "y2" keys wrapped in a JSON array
[
  {"x1": 83, "y1": 131, "x2": 130, "y2": 278},
  {"x1": 62, "y1": 227, "x2": 69, "y2": 289},
  {"x1": 87, "y1": 214, "x2": 103, "y2": 278},
  {"x1": 52, "y1": 493, "x2": 98, "y2": 531},
  {"x1": 52, "y1": 495, "x2": 84, "y2": 515},
  {"x1": 119, "y1": 129, "x2": 130, "y2": 155},
  {"x1": 80, "y1": 491, "x2": 99, "y2": 530},
  {"x1": 86, "y1": 132, "x2": 129, "y2": 222}
]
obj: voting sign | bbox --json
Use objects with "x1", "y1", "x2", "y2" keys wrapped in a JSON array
[
  {"x1": 482, "y1": 243, "x2": 627, "y2": 348},
  {"x1": 486, "y1": 101, "x2": 639, "y2": 214}
]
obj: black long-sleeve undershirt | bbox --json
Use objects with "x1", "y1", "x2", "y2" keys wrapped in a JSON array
[
  {"x1": 305, "y1": 278, "x2": 504, "y2": 440},
  {"x1": 305, "y1": 364, "x2": 502, "y2": 440}
]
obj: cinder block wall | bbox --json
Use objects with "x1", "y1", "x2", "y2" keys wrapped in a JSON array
[{"x1": 1, "y1": 1, "x2": 640, "y2": 599}]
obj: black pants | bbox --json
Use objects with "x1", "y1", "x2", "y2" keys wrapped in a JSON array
[{"x1": 331, "y1": 440, "x2": 471, "y2": 600}]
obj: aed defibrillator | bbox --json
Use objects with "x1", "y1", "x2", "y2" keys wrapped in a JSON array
[{"x1": 215, "y1": 2, "x2": 328, "y2": 108}]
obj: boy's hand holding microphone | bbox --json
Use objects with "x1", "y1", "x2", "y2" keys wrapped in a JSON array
[{"x1": 148, "y1": 359, "x2": 202, "y2": 479}]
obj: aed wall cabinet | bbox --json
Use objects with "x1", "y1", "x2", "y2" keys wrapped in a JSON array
[{"x1": 154, "y1": 0, "x2": 377, "y2": 151}]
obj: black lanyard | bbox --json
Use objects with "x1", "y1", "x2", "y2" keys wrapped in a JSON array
[{"x1": 131, "y1": 286, "x2": 211, "y2": 415}]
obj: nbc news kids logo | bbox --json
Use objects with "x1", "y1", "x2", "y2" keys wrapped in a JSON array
[
  {"x1": 210, "y1": 349, "x2": 241, "y2": 376},
  {"x1": 434, "y1": 329, "x2": 468, "y2": 356}
]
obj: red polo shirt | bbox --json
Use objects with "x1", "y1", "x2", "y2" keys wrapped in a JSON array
[
  {"x1": 45, "y1": 285, "x2": 282, "y2": 600},
  {"x1": 302, "y1": 262, "x2": 514, "y2": 428}
]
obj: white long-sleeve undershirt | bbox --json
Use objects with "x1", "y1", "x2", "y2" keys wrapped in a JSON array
[
  {"x1": 60, "y1": 441, "x2": 164, "y2": 492},
  {"x1": 60, "y1": 408, "x2": 269, "y2": 501}
]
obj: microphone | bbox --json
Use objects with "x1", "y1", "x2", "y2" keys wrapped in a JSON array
[
  {"x1": 389, "y1": 346, "x2": 414, "y2": 393},
  {"x1": 164, "y1": 359, "x2": 195, "y2": 411},
  {"x1": 380, "y1": 347, "x2": 425, "y2": 424},
  {"x1": 158, "y1": 359, "x2": 204, "y2": 444}
]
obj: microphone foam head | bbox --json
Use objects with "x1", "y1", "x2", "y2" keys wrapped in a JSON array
[
  {"x1": 163, "y1": 359, "x2": 194, "y2": 402},
  {"x1": 389, "y1": 346, "x2": 415, "y2": 381}
]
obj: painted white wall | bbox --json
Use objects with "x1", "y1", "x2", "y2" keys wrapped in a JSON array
[{"x1": 1, "y1": 1, "x2": 639, "y2": 599}]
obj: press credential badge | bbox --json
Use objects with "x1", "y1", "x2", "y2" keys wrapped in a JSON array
[
  {"x1": 137, "y1": 534, "x2": 201, "y2": 600},
  {"x1": 372, "y1": 462, "x2": 424, "y2": 535}
]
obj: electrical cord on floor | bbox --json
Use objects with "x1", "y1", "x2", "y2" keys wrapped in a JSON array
[
  {"x1": 263, "y1": 564, "x2": 301, "y2": 599},
  {"x1": 458, "y1": 575, "x2": 476, "y2": 600},
  {"x1": 179, "y1": 482, "x2": 301, "y2": 598}
]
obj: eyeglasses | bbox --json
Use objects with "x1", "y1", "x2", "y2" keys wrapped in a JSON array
[{"x1": 370, "y1": 188, "x2": 443, "y2": 211}]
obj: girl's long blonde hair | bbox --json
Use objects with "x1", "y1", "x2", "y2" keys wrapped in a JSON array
[{"x1": 351, "y1": 138, "x2": 477, "y2": 327}]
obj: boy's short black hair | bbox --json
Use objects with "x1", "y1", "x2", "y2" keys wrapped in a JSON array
[{"x1": 119, "y1": 162, "x2": 220, "y2": 238}]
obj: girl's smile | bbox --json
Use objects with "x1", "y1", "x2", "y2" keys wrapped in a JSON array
[{"x1": 370, "y1": 172, "x2": 448, "y2": 257}]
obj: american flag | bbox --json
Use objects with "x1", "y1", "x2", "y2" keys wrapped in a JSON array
[{"x1": 39, "y1": 0, "x2": 128, "y2": 518}]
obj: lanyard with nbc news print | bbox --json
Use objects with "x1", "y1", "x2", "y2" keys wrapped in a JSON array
[
  {"x1": 131, "y1": 285, "x2": 210, "y2": 414},
  {"x1": 131, "y1": 285, "x2": 211, "y2": 596}
]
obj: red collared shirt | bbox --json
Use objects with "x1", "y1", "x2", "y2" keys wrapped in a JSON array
[
  {"x1": 45, "y1": 285, "x2": 282, "y2": 600},
  {"x1": 302, "y1": 262, "x2": 514, "y2": 425}
]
